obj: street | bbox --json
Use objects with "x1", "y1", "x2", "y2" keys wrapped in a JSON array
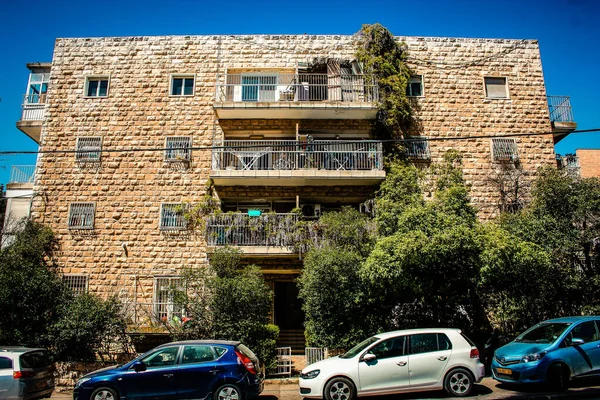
[{"x1": 51, "y1": 376, "x2": 600, "y2": 400}]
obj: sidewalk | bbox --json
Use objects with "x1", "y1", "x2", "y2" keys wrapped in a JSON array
[{"x1": 52, "y1": 376, "x2": 600, "y2": 400}]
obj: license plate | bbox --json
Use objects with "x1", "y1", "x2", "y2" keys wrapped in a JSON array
[
  {"x1": 496, "y1": 367, "x2": 512, "y2": 375},
  {"x1": 35, "y1": 381, "x2": 47, "y2": 389}
]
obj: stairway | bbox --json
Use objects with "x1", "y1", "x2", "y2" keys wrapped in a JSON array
[{"x1": 277, "y1": 329, "x2": 306, "y2": 354}]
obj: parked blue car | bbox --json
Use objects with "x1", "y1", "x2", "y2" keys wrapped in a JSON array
[
  {"x1": 492, "y1": 316, "x2": 600, "y2": 390},
  {"x1": 73, "y1": 340, "x2": 264, "y2": 400}
]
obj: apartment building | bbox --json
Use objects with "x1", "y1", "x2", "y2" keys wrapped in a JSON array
[{"x1": 13, "y1": 34, "x2": 576, "y2": 349}]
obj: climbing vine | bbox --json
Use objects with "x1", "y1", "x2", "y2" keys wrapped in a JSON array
[{"x1": 355, "y1": 23, "x2": 413, "y2": 139}]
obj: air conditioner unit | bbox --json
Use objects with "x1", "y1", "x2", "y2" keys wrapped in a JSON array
[{"x1": 301, "y1": 204, "x2": 321, "y2": 218}]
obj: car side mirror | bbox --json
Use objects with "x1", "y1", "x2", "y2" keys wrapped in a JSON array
[
  {"x1": 133, "y1": 361, "x2": 147, "y2": 372},
  {"x1": 571, "y1": 338, "x2": 585, "y2": 346},
  {"x1": 362, "y1": 353, "x2": 377, "y2": 362}
]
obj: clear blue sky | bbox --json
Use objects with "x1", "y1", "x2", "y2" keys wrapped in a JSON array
[{"x1": 1, "y1": 0, "x2": 598, "y2": 186}]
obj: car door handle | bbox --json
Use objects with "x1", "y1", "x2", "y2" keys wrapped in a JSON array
[
  {"x1": 396, "y1": 361, "x2": 407, "y2": 366},
  {"x1": 163, "y1": 374, "x2": 174, "y2": 378},
  {"x1": 209, "y1": 369, "x2": 220, "y2": 375},
  {"x1": 438, "y1": 356, "x2": 447, "y2": 361}
]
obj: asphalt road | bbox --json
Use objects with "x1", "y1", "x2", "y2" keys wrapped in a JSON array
[{"x1": 52, "y1": 376, "x2": 600, "y2": 400}]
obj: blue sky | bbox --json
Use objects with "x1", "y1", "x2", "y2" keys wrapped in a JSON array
[{"x1": 0, "y1": 0, "x2": 598, "y2": 186}]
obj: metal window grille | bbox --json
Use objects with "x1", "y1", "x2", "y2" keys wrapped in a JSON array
[
  {"x1": 160, "y1": 203, "x2": 187, "y2": 230},
  {"x1": 76, "y1": 137, "x2": 102, "y2": 162},
  {"x1": 492, "y1": 138, "x2": 519, "y2": 162},
  {"x1": 165, "y1": 137, "x2": 192, "y2": 162},
  {"x1": 306, "y1": 347, "x2": 328, "y2": 365},
  {"x1": 62, "y1": 275, "x2": 89, "y2": 295},
  {"x1": 153, "y1": 277, "x2": 183, "y2": 321},
  {"x1": 405, "y1": 137, "x2": 430, "y2": 160},
  {"x1": 68, "y1": 203, "x2": 95, "y2": 229},
  {"x1": 273, "y1": 347, "x2": 292, "y2": 376}
]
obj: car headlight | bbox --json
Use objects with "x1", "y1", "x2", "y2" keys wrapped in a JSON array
[
  {"x1": 75, "y1": 377, "x2": 91, "y2": 388},
  {"x1": 521, "y1": 352, "x2": 546, "y2": 363},
  {"x1": 300, "y1": 369, "x2": 320, "y2": 379}
]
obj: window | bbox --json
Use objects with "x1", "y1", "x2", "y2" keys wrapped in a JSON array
[
  {"x1": 369, "y1": 336, "x2": 406, "y2": 360},
  {"x1": 165, "y1": 137, "x2": 192, "y2": 162},
  {"x1": 170, "y1": 75, "x2": 195, "y2": 96},
  {"x1": 160, "y1": 203, "x2": 187, "y2": 230},
  {"x1": 492, "y1": 138, "x2": 519, "y2": 162},
  {"x1": 409, "y1": 333, "x2": 451, "y2": 355},
  {"x1": 75, "y1": 137, "x2": 102, "y2": 162},
  {"x1": 484, "y1": 77, "x2": 508, "y2": 99},
  {"x1": 406, "y1": 75, "x2": 423, "y2": 97},
  {"x1": 26, "y1": 72, "x2": 49, "y2": 104},
  {"x1": 141, "y1": 346, "x2": 180, "y2": 368},
  {"x1": 182, "y1": 345, "x2": 216, "y2": 364},
  {"x1": 85, "y1": 76, "x2": 109, "y2": 97},
  {"x1": 566, "y1": 321, "x2": 599, "y2": 344},
  {"x1": 68, "y1": 203, "x2": 95, "y2": 229},
  {"x1": 153, "y1": 277, "x2": 183, "y2": 321},
  {"x1": 63, "y1": 274, "x2": 89, "y2": 295},
  {"x1": 0, "y1": 357, "x2": 12, "y2": 369},
  {"x1": 241, "y1": 75, "x2": 277, "y2": 101},
  {"x1": 405, "y1": 137, "x2": 430, "y2": 160}
]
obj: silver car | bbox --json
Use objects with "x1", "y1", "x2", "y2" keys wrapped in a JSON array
[{"x1": 0, "y1": 347, "x2": 55, "y2": 400}]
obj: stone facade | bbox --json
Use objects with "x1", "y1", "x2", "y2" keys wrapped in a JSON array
[
  {"x1": 577, "y1": 149, "x2": 600, "y2": 178},
  {"x1": 29, "y1": 34, "x2": 557, "y2": 331}
]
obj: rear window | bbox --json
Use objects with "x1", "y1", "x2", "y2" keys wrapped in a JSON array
[
  {"x1": 236, "y1": 344, "x2": 257, "y2": 360},
  {"x1": 20, "y1": 351, "x2": 53, "y2": 369},
  {"x1": 0, "y1": 357, "x2": 12, "y2": 369},
  {"x1": 215, "y1": 346, "x2": 228, "y2": 357},
  {"x1": 460, "y1": 332, "x2": 477, "y2": 347}
]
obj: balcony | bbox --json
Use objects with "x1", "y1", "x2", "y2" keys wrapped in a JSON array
[
  {"x1": 205, "y1": 213, "x2": 299, "y2": 256},
  {"x1": 7, "y1": 165, "x2": 35, "y2": 189},
  {"x1": 211, "y1": 140, "x2": 385, "y2": 186},
  {"x1": 16, "y1": 94, "x2": 47, "y2": 143},
  {"x1": 214, "y1": 73, "x2": 379, "y2": 120},
  {"x1": 548, "y1": 96, "x2": 577, "y2": 142}
]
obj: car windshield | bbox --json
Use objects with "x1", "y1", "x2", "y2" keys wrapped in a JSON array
[
  {"x1": 514, "y1": 322, "x2": 571, "y2": 344},
  {"x1": 340, "y1": 336, "x2": 379, "y2": 359}
]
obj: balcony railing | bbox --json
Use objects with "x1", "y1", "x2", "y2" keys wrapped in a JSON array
[
  {"x1": 548, "y1": 96, "x2": 575, "y2": 123},
  {"x1": 206, "y1": 213, "x2": 299, "y2": 247},
  {"x1": 212, "y1": 140, "x2": 383, "y2": 171},
  {"x1": 9, "y1": 165, "x2": 35, "y2": 184},
  {"x1": 20, "y1": 94, "x2": 47, "y2": 121},
  {"x1": 215, "y1": 73, "x2": 379, "y2": 103}
]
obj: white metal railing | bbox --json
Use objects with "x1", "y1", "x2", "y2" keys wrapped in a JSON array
[
  {"x1": 9, "y1": 165, "x2": 35, "y2": 184},
  {"x1": 306, "y1": 347, "x2": 328, "y2": 365},
  {"x1": 212, "y1": 140, "x2": 383, "y2": 171},
  {"x1": 548, "y1": 95, "x2": 575, "y2": 123},
  {"x1": 205, "y1": 213, "x2": 299, "y2": 247},
  {"x1": 215, "y1": 73, "x2": 379, "y2": 103},
  {"x1": 20, "y1": 94, "x2": 47, "y2": 121},
  {"x1": 274, "y1": 347, "x2": 292, "y2": 376}
]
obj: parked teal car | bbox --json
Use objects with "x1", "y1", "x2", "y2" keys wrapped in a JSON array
[{"x1": 492, "y1": 316, "x2": 600, "y2": 391}]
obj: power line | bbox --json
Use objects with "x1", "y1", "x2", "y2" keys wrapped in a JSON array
[{"x1": 0, "y1": 128, "x2": 597, "y2": 156}]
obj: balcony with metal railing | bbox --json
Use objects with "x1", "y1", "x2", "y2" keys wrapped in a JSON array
[
  {"x1": 214, "y1": 73, "x2": 379, "y2": 119},
  {"x1": 205, "y1": 213, "x2": 299, "y2": 256},
  {"x1": 548, "y1": 96, "x2": 577, "y2": 139},
  {"x1": 211, "y1": 140, "x2": 385, "y2": 186},
  {"x1": 7, "y1": 165, "x2": 35, "y2": 188},
  {"x1": 17, "y1": 93, "x2": 47, "y2": 143}
]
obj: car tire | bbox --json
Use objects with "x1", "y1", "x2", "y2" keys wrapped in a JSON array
[
  {"x1": 444, "y1": 368, "x2": 474, "y2": 397},
  {"x1": 324, "y1": 377, "x2": 355, "y2": 400},
  {"x1": 90, "y1": 387, "x2": 119, "y2": 400},
  {"x1": 547, "y1": 363, "x2": 570, "y2": 392},
  {"x1": 214, "y1": 383, "x2": 244, "y2": 400}
]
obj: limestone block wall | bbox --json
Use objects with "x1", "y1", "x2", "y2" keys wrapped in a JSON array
[
  {"x1": 577, "y1": 149, "x2": 600, "y2": 178},
  {"x1": 30, "y1": 34, "x2": 556, "y2": 311}
]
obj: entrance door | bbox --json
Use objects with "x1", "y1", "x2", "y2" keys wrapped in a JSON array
[{"x1": 274, "y1": 281, "x2": 305, "y2": 350}]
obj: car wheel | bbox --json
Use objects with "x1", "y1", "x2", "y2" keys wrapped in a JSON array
[
  {"x1": 324, "y1": 377, "x2": 355, "y2": 400},
  {"x1": 214, "y1": 383, "x2": 243, "y2": 400},
  {"x1": 444, "y1": 368, "x2": 474, "y2": 397},
  {"x1": 90, "y1": 387, "x2": 119, "y2": 400},
  {"x1": 547, "y1": 363, "x2": 569, "y2": 392}
]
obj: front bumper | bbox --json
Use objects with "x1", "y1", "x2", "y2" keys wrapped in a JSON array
[
  {"x1": 491, "y1": 360, "x2": 545, "y2": 384},
  {"x1": 298, "y1": 376, "x2": 326, "y2": 399}
]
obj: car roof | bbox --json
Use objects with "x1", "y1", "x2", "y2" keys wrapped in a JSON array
[
  {"x1": 0, "y1": 347, "x2": 47, "y2": 354},
  {"x1": 541, "y1": 316, "x2": 600, "y2": 324},
  {"x1": 375, "y1": 328, "x2": 462, "y2": 340},
  {"x1": 157, "y1": 340, "x2": 241, "y2": 347}
]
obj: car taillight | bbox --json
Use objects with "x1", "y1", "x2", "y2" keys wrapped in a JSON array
[
  {"x1": 13, "y1": 371, "x2": 34, "y2": 379},
  {"x1": 235, "y1": 350, "x2": 257, "y2": 375},
  {"x1": 470, "y1": 348, "x2": 480, "y2": 359}
]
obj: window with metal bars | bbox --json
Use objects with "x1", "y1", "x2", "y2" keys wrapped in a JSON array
[
  {"x1": 160, "y1": 203, "x2": 187, "y2": 230},
  {"x1": 165, "y1": 137, "x2": 192, "y2": 162},
  {"x1": 405, "y1": 137, "x2": 431, "y2": 160},
  {"x1": 62, "y1": 275, "x2": 89, "y2": 295},
  {"x1": 85, "y1": 76, "x2": 109, "y2": 97},
  {"x1": 75, "y1": 137, "x2": 102, "y2": 162},
  {"x1": 492, "y1": 138, "x2": 519, "y2": 162},
  {"x1": 68, "y1": 203, "x2": 95, "y2": 229},
  {"x1": 153, "y1": 277, "x2": 183, "y2": 321}
]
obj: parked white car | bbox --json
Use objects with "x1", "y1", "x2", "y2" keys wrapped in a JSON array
[{"x1": 299, "y1": 328, "x2": 485, "y2": 399}]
